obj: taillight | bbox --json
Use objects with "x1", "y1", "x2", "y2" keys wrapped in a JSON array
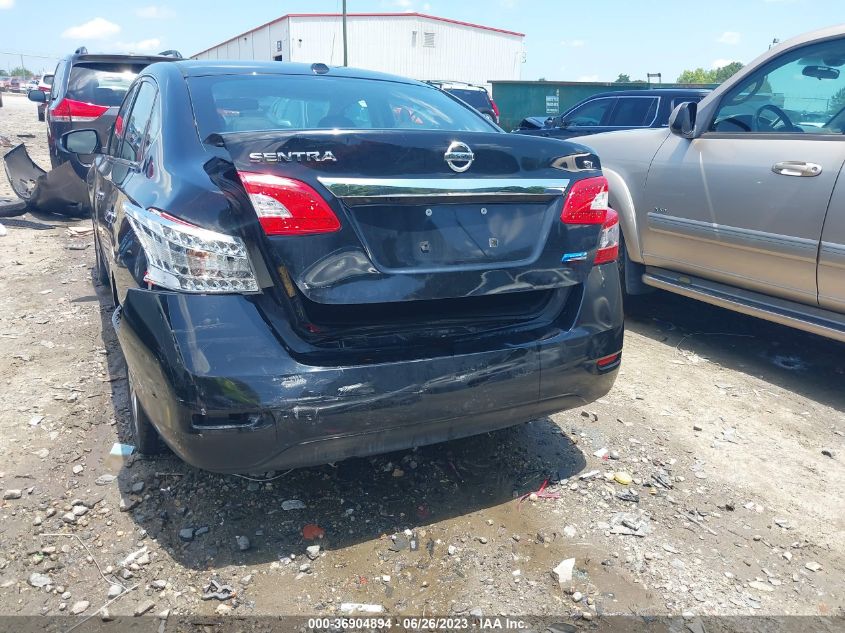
[
  {"x1": 238, "y1": 172, "x2": 341, "y2": 236},
  {"x1": 124, "y1": 205, "x2": 259, "y2": 294},
  {"x1": 51, "y1": 98, "x2": 109, "y2": 123},
  {"x1": 490, "y1": 98, "x2": 500, "y2": 119},
  {"x1": 594, "y1": 209, "x2": 620, "y2": 265},
  {"x1": 561, "y1": 176, "x2": 609, "y2": 225}
]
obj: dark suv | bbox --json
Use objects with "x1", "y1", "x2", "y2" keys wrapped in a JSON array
[
  {"x1": 514, "y1": 88, "x2": 711, "y2": 139},
  {"x1": 29, "y1": 47, "x2": 181, "y2": 180},
  {"x1": 61, "y1": 61, "x2": 623, "y2": 473},
  {"x1": 429, "y1": 81, "x2": 500, "y2": 123}
]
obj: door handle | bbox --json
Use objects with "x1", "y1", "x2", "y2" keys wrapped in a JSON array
[{"x1": 772, "y1": 161, "x2": 822, "y2": 177}]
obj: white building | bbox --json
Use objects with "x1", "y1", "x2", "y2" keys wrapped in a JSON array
[{"x1": 192, "y1": 12, "x2": 525, "y2": 86}]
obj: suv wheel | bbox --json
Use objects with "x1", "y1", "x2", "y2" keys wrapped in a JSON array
[{"x1": 129, "y1": 374, "x2": 164, "y2": 455}]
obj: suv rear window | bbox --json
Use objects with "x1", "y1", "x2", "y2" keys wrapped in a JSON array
[
  {"x1": 188, "y1": 74, "x2": 495, "y2": 136},
  {"x1": 444, "y1": 88, "x2": 490, "y2": 110},
  {"x1": 67, "y1": 63, "x2": 149, "y2": 107}
]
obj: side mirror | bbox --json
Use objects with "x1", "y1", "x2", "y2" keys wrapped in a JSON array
[
  {"x1": 28, "y1": 90, "x2": 46, "y2": 103},
  {"x1": 61, "y1": 129, "x2": 102, "y2": 155},
  {"x1": 669, "y1": 101, "x2": 697, "y2": 138}
]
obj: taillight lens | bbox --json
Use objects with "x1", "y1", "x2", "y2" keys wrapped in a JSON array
[
  {"x1": 490, "y1": 98, "x2": 500, "y2": 119},
  {"x1": 561, "y1": 176, "x2": 609, "y2": 225},
  {"x1": 124, "y1": 205, "x2": 259, "y2": 294},
  {"x1": 594, "y1": 208, "x2": 620, "y2": 265},
  {"x1": 51, "y1": 98, "x2": 109, "y2": 123},
  {"x1": 238, "y1": 172, "x2": 341, "y2": 236}
]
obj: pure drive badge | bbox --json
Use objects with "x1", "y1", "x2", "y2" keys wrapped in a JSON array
[{"x1": 249, "y1": 151, "x2": 337, "y2": 163}]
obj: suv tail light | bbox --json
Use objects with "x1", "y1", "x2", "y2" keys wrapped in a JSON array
[
  {"x1": 238, "y1": 172, "x2": 341, "y2": 236},
  {"x1": 51, "y1": 98, "x2": 109, "y2": 123},
  {"x1": 490, "y1": 98, "x2": 500, "y2": 120},
  {"x1": 594, "y1": 209, "x2": 620, "y2": 265},
  {"x1": 124, "y1": 205, "x2": 259, "y2": 293},
  {"x1": 561, "y1": 176, "x2": 609, "y2": 225}
]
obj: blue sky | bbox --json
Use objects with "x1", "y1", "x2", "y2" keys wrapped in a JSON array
[{"x1": 1, "y1": 0, "x2": 842, "y2": 81}]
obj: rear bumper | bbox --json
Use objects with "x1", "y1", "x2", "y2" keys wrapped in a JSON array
[{"x1": 116, "y1": 265, "x2": 623, "y2": 473}]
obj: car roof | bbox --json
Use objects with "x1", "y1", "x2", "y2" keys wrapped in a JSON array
[
  {"x1": 66, "y1": 53, "x2": 179, "y2": 65},
  {"x1": 170, "y1": 60, "x2": 428, "y2": 86},
  {"x1": 583, "y1": 88, "x2": 712, "y2": 99}
]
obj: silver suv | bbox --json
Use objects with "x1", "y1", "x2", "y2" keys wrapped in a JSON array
[{"x1": 584, "y1": 24, "x2": 845, "y2": 342}]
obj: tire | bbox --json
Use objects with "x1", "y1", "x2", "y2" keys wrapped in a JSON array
[{"x1": 129, "y1": 373, "x2": 164, "y2": 455}]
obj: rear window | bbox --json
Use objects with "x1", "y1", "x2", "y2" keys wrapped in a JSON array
[
  {"x1": 188, "y1": 74, "x2": 495, "y2": 136},
  {"x1": 67, "y1": 63, "x2": 149, "y2": 107},
  {"x1": 444, "y1": 88, "x2": 490, "y2": 109}
]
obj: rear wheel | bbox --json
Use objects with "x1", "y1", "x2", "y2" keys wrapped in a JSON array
[{"x1": 129, "y1": 373, "x2": 164, "y2": 455}]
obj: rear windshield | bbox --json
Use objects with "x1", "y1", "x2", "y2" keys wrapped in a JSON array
[
  {"x1": 445, "y1": 88, "x2": 490, "y2": 109},
  {"x1": 188, "y1": 74, "x2": 496, "y2": 136},
  {"x1": 67, "y1": 63, "x2": 149, "y2": 106}
]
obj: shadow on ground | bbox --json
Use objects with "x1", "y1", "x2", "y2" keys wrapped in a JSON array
[
  {"x1": 624, "y1": 290, "x2": 845, "y2": 412},
  {"x1": 89, "y1": 262, "x2": 588, "y2": 571}
]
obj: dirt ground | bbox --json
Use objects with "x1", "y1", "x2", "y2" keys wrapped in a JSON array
[{"x1": 1, "y1": 92, "x2": 844, "y2": 625}]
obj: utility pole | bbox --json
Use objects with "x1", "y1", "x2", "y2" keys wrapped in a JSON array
[
  {"x1": 20, "y1": 53, "x2": 24, "y2": 76},
  {"x1": 342, "y1": 0, "x2": 348, "y2": 67}
]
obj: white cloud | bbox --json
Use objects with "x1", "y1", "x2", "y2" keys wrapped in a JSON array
[
  {"x1": 136, "y1": 5, "x2": 174, "y2": 19},
  {"x1": 577, "y1": 74, "x2": 600, "y2": 82},
  {"x1": 115, "y1": 38, "x2": 162, "y2": 52},
  {"x1": 381, "y1": 0, "x2": 413, "y2": 8},
  {"x1": 561, "y1": 39, "x2": 585, "y2": 47},
  {"x1": 62, "y1": 17, "x2": 121, "y2": 40},
  {"x1": 717, "y1": 31, "x2": 741, "y2": 44},
  {"x1": 0, "y1": 0, "x2": 14, "y2": 10}
]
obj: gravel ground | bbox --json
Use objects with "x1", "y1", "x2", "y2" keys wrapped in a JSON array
[{"x1": 1, "y1": 92, "x2": 844, "y2": 625}]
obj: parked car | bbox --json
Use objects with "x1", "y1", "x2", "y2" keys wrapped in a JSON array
[
  {"x1": 24, "y1": 79, "x2": 38, "y2": 94},
  {"x1": 61, "y1": 60, "x2": 623, "y2": 472},
  {"x1": 583, "y1": 24, "x2": 845, "y2": 342},
  {"x1": 36, "y1": 74, "x2": 53, "y2": 121},
  {"x1": 428, "y1": 80, "x2": 500, "y2": 123},
  {"x1": 514, "y1": 89, "x2": 711, "y2": 140},
  {"x1": 0, "y1": 76, "x2": 10, "y2": 91},
  {"x1": 9, "y1": 77, "x2": 21, "y2": 93},
  {"x1": 28, "y1": 47, "x2": 181, "y2": 182}
]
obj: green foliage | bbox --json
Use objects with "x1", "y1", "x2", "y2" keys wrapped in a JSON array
[
  {"x1": 677, "y1": 62, "x2": 743, "y2": 84},
  {"x1": 614, "y1": 73, "x2": 631, "y2": 83},
  {"x1": 10, "y1": 66, "x2": 34, "y2": 78}
]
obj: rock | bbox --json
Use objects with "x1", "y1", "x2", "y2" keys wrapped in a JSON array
[
  {"x1": 240, "y1": 574, "x2": 253, "y2": 586},
  {"x1": 447, "y1": 545, "x2": 458, "y2": 556},
  {"x1": 2, "y1": 489, "x2": 22, "y2": 500},
  {"x1": 563, "y1": 525, "x2": 577, "y2": 538},
  {"x1": 61, "y1": 512, "x2": 77, "y2": 524},
  {"x1": 136, "y1": 552, "x2": 150, "y2": 566},
  {"x1": 119, "y1": 497, "x2": 140, "y2": 513},
  {"x1": 150, "y1": 580, "x2": 167, "y2": 590},
  {"x1": 299, "y1": 563, "x2": 311, "y2": 573},
  {"x1": 95, "y1": 474, "x2": 116, "y2": 486},
  {"x1": 281, "y1": 499, "x2": 306, "y2": 511},
  {"x1": 572, "y1": 591, "x2": 583, "y2": 602},
  {"x1": 749, "y1": 581, "x2": 774, "y2": 593},
  {"x1": 178, "y1": 528, "x2": 194, "y2": 541},
  {"x1": 470, "y1": 607, "x2": 483, "y2": 618},
  {"x1": 782, "y1": 551, "x2": 793, "y2": 562},
  {"x1": 72, "y1": 465, "x2": 84, "y2": 475},
  {"x1": 216, "y1": 603, "x2": 232, "y2": 615},
  {"x1": 306, "y1": 545, "x2": 321, "y2": 560},
  {"x1": 552, "y1": 558, "x2": 576, "y2": 585},
  {"x1": 235, "y1": 535, "x2": 250, "y2": 551},
  {"x1": 693, "y1": 424, "x2": 703, "y2": 431},
  {"x1": 72, "y1": 505, "x2": 89, "y2": 517},
  {"x1": 581, "y1": 610, "x2": 594, "y2": 621},
  {"x1": 28, "y1": 572, "x2": 51, "y2": 588},
  {"x1": 70, "y1": 601, "x2": 90, "y2": 615},
  {"x1": 107, "y1": 585, "x2": 123, "y2": 598},
  {"x1": 725, "y1": 501, "x2": 736, "y2": 511},
  {"x1": 157, "y1": 609, "x2": 170, "y2": 620},
  {"x1": 528, "y1": 492, "x2": 538, "y2": 502},
  {"x1": 821, "y1": 448, "x2": 835, "y2": 458},
  {"x1": 477, "y1": 536, "x2": 488, "y2": 544},
  {"x1": 774, "y1": 518, "x2": 791, "y2": 529},
  {"x1": 609, "y1": 450, "x2": 620, "y2": 460},
  {"x1": 194, "y1": 526, "x2": 209, "y2": 536},
  {"x1": 805, "y1": 561, "x2": 822, "y2": 572},
  {"x1": 130, "y1": 481, "x2": 145, "y2": 493},
  {"x1": 134, "y1": 600, "x2": 155, "y2": 617},
  {"x1": 392, "y1": 468, "x2": 404, "y2": 477},
  {"x1": 100, "y1": 607, "x2": 113, "y2": 621},
  {"x1": 614, "y1": 472, "x2": 633, "y2": 485}
]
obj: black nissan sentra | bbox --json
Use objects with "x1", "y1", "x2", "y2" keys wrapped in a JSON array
[{"x1": 61, "y1": 61, "x2": 623, "y2": 473}]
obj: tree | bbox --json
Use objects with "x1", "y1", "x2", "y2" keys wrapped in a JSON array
[
  {"x1": 615, "y1": 73, "x2": 631, "y2": 83},
  {"x1": 677, "y1": 62, "x2": 744, "y2": 84},
  {"x1": 10, "y1": 66, "x2": 34, "y2": 78},
  {"x1": 830, "y1": 86, "x2": 845, "y2": 114}
]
